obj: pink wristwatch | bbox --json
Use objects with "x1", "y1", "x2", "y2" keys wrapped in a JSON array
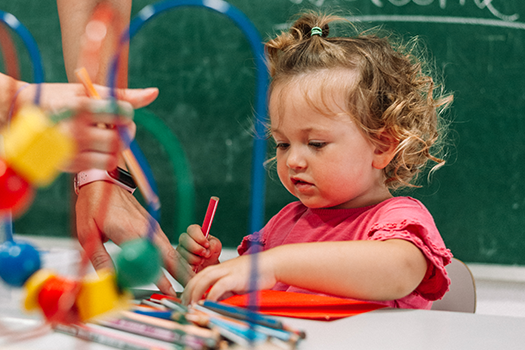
[{"x1": 74, "y1": 167, "x2": 137, "y2": 194}]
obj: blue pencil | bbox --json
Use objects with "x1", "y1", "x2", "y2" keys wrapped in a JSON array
[
  {"x1": 201, "y1": 300, "x2": 283, "y2": 329},
  {"x1": 134, "y1": 310, "x2": 175, "y2": 320},
  {"x1": 193, "y1": 304, "x2": 298, "y2": 343}
]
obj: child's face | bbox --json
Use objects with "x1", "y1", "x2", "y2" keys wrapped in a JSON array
[{"x1": 269, "y1": 71, "x2": 392, "y2": 209}]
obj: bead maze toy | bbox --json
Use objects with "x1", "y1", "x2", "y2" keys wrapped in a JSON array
[{"x1": 0, "y1": 3, "x2": 163, "y2": 329}]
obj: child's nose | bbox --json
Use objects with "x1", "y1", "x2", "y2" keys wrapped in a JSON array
[{"x1": 286, "y1": 147, "x2": 307, "y2": 170}]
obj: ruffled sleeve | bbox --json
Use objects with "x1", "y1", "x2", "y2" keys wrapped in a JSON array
[
  {"x1": 237, "y1": 202, "x2": 308, "y2": 256},
  {"x1": 368, "y1": 217, "x2": 452, "y2": 301},
  {"x1": 237, "y1": 230, "x2": 266, "y2": 256}
]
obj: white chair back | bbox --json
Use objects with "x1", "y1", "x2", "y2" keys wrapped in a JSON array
[{"x1": 431, "y1": 258, "x2": 476, "y2": 313}]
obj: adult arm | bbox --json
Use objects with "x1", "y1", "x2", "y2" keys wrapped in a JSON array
[
  {"x1": 57, "y1": 0, "x2": 193, "y2": 293},
  {"x1": 56, "y1": 0, "x2": 130, "y2": 85}
]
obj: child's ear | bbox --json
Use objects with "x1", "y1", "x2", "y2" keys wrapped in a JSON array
[{"x1": 372, "y1": 132, "x2": 398, "y2": 170}]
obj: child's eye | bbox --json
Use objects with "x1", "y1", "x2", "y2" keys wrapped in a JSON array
[
  {"x1": 309, "y1": 141, "x2": 327, "y2": 149},
  {"x1": 275, "y1": 142, "x2": 289, "y2": 150}
]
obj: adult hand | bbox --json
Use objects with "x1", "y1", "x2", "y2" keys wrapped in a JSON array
[
  {"x1": 18, "y1": 82, "x2": 158, "y2": 117},
  {"x1": 15, "y1": 82, "x2": 159, "y2": 173},
  {"x1": 76, "y1": 182, "x2": 195, "y2": 295},
  {"x1": 176, "y1": 225, "x2": 222, "y2": 272},
  {"x1": 57, "y1": 99, "x2": 136, "y2": 173}
]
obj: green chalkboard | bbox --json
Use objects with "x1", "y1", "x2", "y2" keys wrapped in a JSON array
[{"x1": 2, "y1": 0, "x2": 525, "y2": 266}]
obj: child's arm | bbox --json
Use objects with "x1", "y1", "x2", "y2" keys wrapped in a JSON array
[
  {"x1": 177, "y1": 224, "x2": 223, "y2": 272},
  {"x1": 181, "y1": 239, "x2": 427, "y2": 305}
]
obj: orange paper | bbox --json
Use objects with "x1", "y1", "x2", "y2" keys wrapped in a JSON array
[{"x1": 221, "y1": 290, "x2": 387, "y2": 321}]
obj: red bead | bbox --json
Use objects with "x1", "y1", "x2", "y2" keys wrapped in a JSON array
[
  {"x1": 37, "y1": 275, "x2": 79, "y2": 324},
  {"x1": 0, "y1": 158, "x2": 33, "y2": 214}
]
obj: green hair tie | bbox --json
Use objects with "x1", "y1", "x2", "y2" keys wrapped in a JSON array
[{"x1": 311, "y1": 26, "x2": 323, "y2": 37}]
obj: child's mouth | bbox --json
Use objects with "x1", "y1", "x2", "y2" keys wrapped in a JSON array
[{"x1": 291, "y1": 178, "x2": 313, "y2": 190}]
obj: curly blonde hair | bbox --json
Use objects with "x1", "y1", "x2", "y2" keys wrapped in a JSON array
[{"x1": 265, "y1": 12, "x2": 453, "y2": 190}]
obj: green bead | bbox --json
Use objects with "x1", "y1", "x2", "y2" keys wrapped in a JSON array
[{"x1": 115, "y1": 239, "x2": 162, "y2": 290}]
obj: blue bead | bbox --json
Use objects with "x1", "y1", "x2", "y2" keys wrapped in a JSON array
[{"x1": 0, "y1": 241, "x2": 41, "y2": 287}]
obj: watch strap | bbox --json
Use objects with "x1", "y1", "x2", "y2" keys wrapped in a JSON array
[{"x1": 74, "y1": 168, "x2": 136, "y2": 194}]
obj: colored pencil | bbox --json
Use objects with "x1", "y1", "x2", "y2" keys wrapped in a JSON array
[
  {"x1": 192, "y1": 304, "x2": 297, "y2": 343},
  {"x1": 202, "y1": 196, "x2": 219, "y2": 238},
  {"x1": 97, "y1": 316, "x2": 214, "y2": 349},
  {"x1": 159, "y1": 298, "x2": 189, "y2": 313},
  {"x1": 200, "y1": 300, "x2": 283, "y2": 330},
  {"x1": 55, "y1": 322, "x2": 180, "y2": 350},
  {"x1": 120, "y1": 310, "x2": 217, "y2": 340}
]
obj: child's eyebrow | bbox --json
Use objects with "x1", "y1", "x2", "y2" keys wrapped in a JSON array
[
  {"x1": 272, "y1": 126, "x2": 328, "y2": 135},
  {"x1": 269, "y1": 127, "x2": 282, "y2": 136}
]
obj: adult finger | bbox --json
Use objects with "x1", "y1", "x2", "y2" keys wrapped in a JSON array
[
  {"x1": 163, "y1": 247, "x2": 195, "y2": 288},
  {"x1": 116, "y1": 87, "x2": 159, "y2": 109},
  {"x1": 155, "y1": 271, "x2": 178, "y2": 297},
  {"x1": 61, "y1": 152, "x2": 119, "y2": 173},
  {"x1": 95, "y1": 85, "x2": 159, "y2": 109},
  {"x1": 74, "y1": 127, "x2": 121, "y2": 152},
  {"x1": 88, "y1": 239, "x2": 115, "y2": 272},
  {"x1": 77, "y1": 225, "x2": 114, "y2": 272},
  {"x1": 83, "y1": 99, "x2": 135, "y2": 120}
]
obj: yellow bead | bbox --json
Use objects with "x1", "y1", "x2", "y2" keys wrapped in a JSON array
[
  {"x1": 3, "y1": 105, "x2": 75, "y2": 186},
  {"x1": 76, "y1": 268, "x2": 130, "y2": 322},
  {"x1": 23, "y1": 268, "x2": 56, "y2": 312}
]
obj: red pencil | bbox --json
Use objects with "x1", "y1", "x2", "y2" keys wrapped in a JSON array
[{"x1": 202, "y1": 196, "x2": 219, "y2": 238}]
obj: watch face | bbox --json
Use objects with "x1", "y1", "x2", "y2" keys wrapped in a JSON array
[{"x1": 107, "y1": 167, "x2": 136, "y2": 189}]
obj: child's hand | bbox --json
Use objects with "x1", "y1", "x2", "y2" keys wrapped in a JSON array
[
  {"x1": 180, "y1": 253, "x2": 278, "y2": 305},
  {"x1": 177, "y1": 224, "x2": 222, "y2": 272}
]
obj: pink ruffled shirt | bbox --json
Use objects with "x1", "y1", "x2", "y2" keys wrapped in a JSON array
[{"x1": 237, "y1": 197, "x2": 452, "y2": 309}]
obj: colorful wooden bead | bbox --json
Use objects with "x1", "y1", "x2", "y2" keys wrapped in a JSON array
[
  {"x1": 114, "y1": 239, "x2": 161, "y2": 290},
  {"x1": 0, "y1": 240, "x2": 41, "y2": 287},
  {"x1": 23, "y1": 268, "x2": 56, "y2": 312},
  {"x1": 2, "y1": 105, "x2": 75, "y2": 186},
  {"x1": 0, "y1": 158, "x2": 34, "y2": 214},
  {"x1": 37, "y1": 275, "x2": 79, "y2": 323},
  {"x1": 77, "y1": 268, "x2": 129, "y2": 321}
]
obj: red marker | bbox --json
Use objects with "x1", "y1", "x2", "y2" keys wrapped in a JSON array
[{"x1": 202, "y1": 196, "x2": 219, "y2": 238}]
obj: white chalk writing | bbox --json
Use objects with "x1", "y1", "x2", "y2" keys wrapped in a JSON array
[
  {"x1": 369, "y1": 0, "x2": 518, "y2": 21},
  {"x1": 289, "y1": 0, "x2": 326, "y2": 6}
]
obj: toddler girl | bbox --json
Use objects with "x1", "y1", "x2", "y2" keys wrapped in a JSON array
[{"x1": 177, "y1": 12, "x2": 453, "y2": 309}]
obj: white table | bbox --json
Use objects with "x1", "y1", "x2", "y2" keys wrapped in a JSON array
[
  {"x1": 2, "y1": 308, "x2": 525, "y2": 350},
  {"x1": 2, "y1": 241, "x2": 525, "y2": 349},
  {"x1": 283, "y1": 308, "x2": 525, "y2": 350}
]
